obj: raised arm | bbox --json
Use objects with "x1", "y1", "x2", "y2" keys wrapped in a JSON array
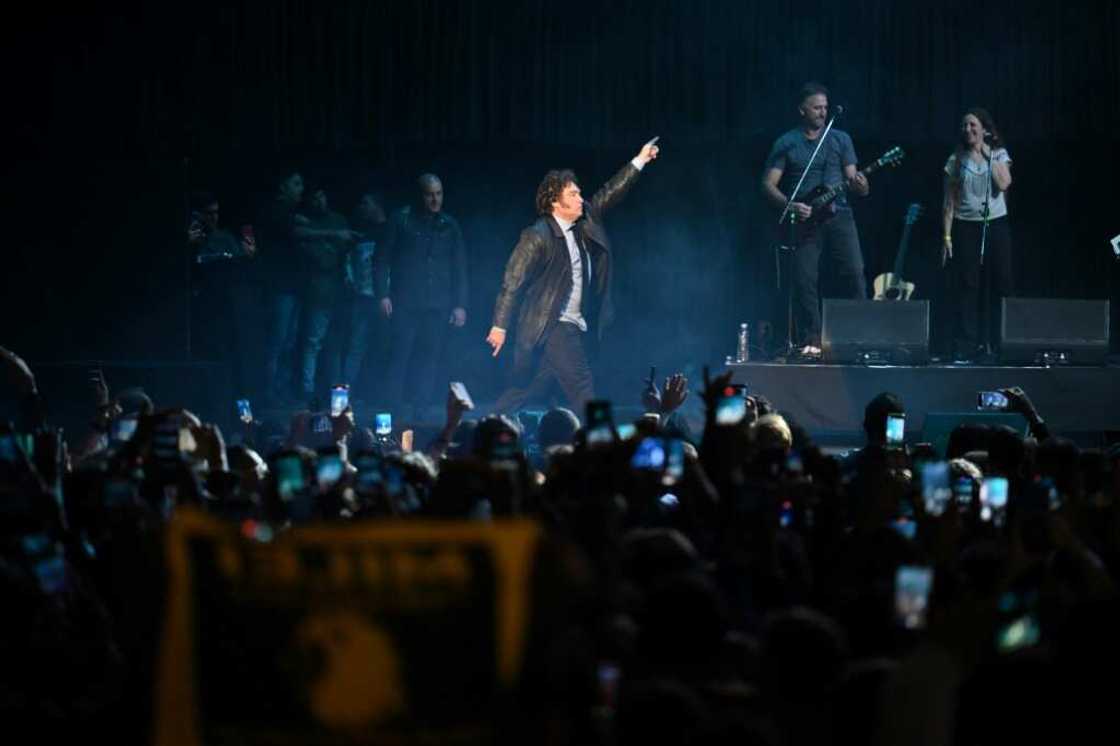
[{"x1": 585, "y1": 137, "x2": 659, "y2": 223}]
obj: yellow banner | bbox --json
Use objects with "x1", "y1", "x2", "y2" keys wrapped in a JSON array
[{"x1": 155, "y1": 510, "x2": 540, "y2": 745}]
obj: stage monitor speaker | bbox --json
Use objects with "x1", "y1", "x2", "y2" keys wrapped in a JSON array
[
  {"x1": 1000, "y1": 298, "x2": 1110, "y2": 366},
  {"x1": 821, "y1": 299, "x2": 930, "y2": 364}
]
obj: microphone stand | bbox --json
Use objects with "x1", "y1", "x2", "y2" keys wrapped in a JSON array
[
  {"x1": 775, "y1": 106, "x2": 843, "y2": 359},
  {"x1": 978, "y1": 140, "x2": 993, "y2": 358}
]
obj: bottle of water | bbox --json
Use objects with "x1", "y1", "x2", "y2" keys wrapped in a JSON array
[{"x1": 737, "y1": 323, "x2": 750, "y2": 363}]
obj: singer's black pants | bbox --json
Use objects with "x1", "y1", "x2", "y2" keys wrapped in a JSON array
[{"x1": 947, "y1": 216, "x2": 1013, "y2": 357}]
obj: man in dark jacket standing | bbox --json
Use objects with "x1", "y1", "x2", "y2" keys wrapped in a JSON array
[
  {"x1": 486, "y1": 137, "x2": 660, "y2": 414},
  {"x1": 376, "y1": 174, "x2": 469, "y2": 418}
]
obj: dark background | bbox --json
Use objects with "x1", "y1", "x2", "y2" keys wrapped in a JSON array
[{"x1": 3, "y1": 0, "x2": 1118, "y2": 407}]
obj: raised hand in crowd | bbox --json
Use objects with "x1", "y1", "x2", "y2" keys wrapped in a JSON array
[
  {"x1": 330, "y1": 406, "x2": 356, "y2": 445},
  {"x1": 999, "y1": 386, "x2": 1049, "y2": 440},
  {"x1": 642, "y1": 367, "x2": 690, "y2": 416},
  {"x1": 1000, "y1": 386, "x2": 1041, "y2": 424},
  {"x1": 660, "y1": 373, "x2": 689, "y2": 414},
  {"x1": 700, "y1": 365, "x2": 735, "y2": 418}
]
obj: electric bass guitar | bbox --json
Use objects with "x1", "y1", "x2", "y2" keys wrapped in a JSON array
[
  {"x1": 872, "y1": 202, "x2": 923, "y2": 301},
  {"x1": 780, "y1": 146, "x2": 905, "y2": 249}
]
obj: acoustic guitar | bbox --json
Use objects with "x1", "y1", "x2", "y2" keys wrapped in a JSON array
[{"x1": 872, "y1": 202, "x2": 923, "y2": 301}]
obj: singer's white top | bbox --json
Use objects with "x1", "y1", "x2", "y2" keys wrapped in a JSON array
[{"x1": 945, "y1": 148, "x2": 1011, "y2": 221}]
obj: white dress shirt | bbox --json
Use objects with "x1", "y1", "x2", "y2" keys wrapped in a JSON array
[{"x1": 554, "y1": 215, "x2": 590, "y2": 331}]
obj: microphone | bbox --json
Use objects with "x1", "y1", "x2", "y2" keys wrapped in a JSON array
[{"x1": 833, "y1": 104, "x2": 846, "y2": 117}]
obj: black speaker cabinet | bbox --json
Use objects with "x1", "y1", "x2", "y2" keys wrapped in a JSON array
[
  {"x1": 822, "y1": 299, "x2": 930, "y2": 364},
  {"x1": 1000, "y1": 298, "x2": 1110, "y2": 366}
]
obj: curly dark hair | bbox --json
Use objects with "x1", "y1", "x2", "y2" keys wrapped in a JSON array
[{"x1": 535, "y1": 169, "x2": 578, "y2": 216}]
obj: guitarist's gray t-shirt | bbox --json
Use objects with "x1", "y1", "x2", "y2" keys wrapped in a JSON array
[{"x1": 764, "y1": 128, "x2": 858, "y2": 209}]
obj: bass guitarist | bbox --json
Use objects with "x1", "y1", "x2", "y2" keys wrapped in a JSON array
[{"x1": 761, "y1": 82, "x2": 869, "y2": 359}]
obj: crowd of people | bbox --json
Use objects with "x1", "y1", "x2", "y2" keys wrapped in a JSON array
[
  {"x1": 3, "y1": 341, "x2": 1119, "y2": 744},
  {"x1": 190, "y1": 168, "x2": 468, "y2": 419}
]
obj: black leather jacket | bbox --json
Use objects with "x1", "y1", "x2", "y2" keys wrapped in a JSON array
[
  {"x1": 374, "y1": 207, "x2": 468, "y2": 311},
  {"x1": 492, "y1": 162, "x2": 640, "y2": 358}
]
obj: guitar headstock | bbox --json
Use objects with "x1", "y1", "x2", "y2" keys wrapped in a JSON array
[
  {"x1": 877, "y1": 146, "x2": 905, "y2": 169},
  {"x1": 904, "y1": 202, "x2": 924, "y2": 225}
]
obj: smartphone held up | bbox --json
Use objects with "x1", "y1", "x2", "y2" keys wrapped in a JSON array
[
  {"x1": 330, "y1": 385, "x2": 350, "y2": 417},
  {"x1": 977, "y1": 390, "x2": 1009, "y2": 411}
]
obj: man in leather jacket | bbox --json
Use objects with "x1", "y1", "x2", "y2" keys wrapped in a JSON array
[{"x1": 486, "y1": 137, "x2": 660, "y2": 414}]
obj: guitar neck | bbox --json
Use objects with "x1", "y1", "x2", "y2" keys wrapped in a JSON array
[
  {"x1": 893, "y1": 222, "x2": 915, "y2": 275},
  {"x1": 810, "y1": 161, "x2": 883, "y2": 208}
]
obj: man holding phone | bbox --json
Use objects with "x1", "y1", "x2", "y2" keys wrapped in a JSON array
[{"x1": 487, "y1": 137, "x2": 660, "y2": 413}]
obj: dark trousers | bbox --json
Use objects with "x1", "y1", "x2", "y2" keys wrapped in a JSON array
[
  {"x1": 948, "y1": 216, "x2": 1013, "y2": 354},
  {"x1": 263, "y1": 291, "x2": 301, "y2": 400},
  {"x1": 300, "y1": 304, "x2": 335, "y2": 396},
  {"x1": 791, "y1": 209, "x2": 866, "y2": 346},
  {"x1": 494, "y1": 322, "x2": 595, "y2": 415},
  {"x1": 342, "y1": 295, "x2": 380, "y2": 386},
  {"x1": 383, "y1": 308, "x2": 448, "y2": 409},
  {"x1": 191, "y1": 276, "x2": 260, "y2": 398},
  {"x1": 319, "y1": 294, "x2": 380, "y2": 397}
]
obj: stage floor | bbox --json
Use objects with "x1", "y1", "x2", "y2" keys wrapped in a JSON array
[{"x1": 728, "y1": 361, "x2": 1120, "y2": 447}]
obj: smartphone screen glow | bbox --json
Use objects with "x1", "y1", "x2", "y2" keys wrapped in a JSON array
[
  {"x1": 330, "y1": 386, "x2": 349, "y2": 417},
  {"x1": 375, "y1": 413, "x2": 392, "y2": 436},
  {"x1": 716, "y1": 396, "x2": 747, "y2": 425},
  {"x1": 885, "y1": 414, "x2": 905, "y2": 444},
  {"x1": 895, "y1": 565, "x2": 933, "y2": 629},
  {"x1": 981, "y1": 477, "x2": 1009, "y2": 509}
]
